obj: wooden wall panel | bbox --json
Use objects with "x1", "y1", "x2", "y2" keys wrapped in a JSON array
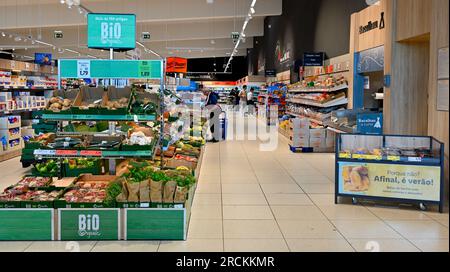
[
  {"x1": 396, "y1": 0, "x2": 431, "y2": 42},
  {"x1": 389, "y1": 41, "x2": 430, "y2": 135},
  {"x1": 428, "y1": 0, "x2": 449, "y2": 188},
  {"x1": 355, "y1": 3, "x2": 386, "y2": 52}
]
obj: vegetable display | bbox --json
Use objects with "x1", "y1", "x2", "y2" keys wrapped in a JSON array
[
  {"x1": 64, "y1": 158, "x2": 97, "y2": 170},
  {"x1": 35, "y1": 160, "x2": 58, "y2": 175}
]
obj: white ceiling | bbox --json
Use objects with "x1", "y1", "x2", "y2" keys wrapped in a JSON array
[{"x1": 0, "y1": 0, "x2": 282, "y2": 60}]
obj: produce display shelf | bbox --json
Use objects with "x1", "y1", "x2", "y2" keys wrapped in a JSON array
[
  {"x1": 288, "y1": 84, "x2": 348, "y2": 93},
  {"x1": 304, "y1": 69, "x2": 350, "y2": 78},
  {"x1": 0, "y1": 86, "x2": 56, "y2": 91},
  {"x1": 326, "y1": 124, "x2": 355, "y2": 134},
  {"x1": 286, "y1": 111, "x2": 325, "y2": 125},
  {"x1": 287, "y1": 97, "x2": 348, "y2": 108},
  {"x1": 0, "y1": 108, "x2": 46, "y2": 116},
  {"x1": 33, "y1": 149, "x2": 155, "y2": 159},
  {"x1": 40, "y1": 114, "x2": 157, "y2": 121}
]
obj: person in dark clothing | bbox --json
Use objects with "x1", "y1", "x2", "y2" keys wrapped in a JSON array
[
  {"x1": 204, "y1": 90, "x2": 222, "y2": 143},
  {"x1": 230, "y1": 87, "x2": 240, "y2": 109}
]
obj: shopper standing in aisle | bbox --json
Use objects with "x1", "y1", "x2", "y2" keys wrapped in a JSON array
[
  {"x1": 230, "y1": 87, "x2": 240, "y2": 111},
  {"x1": 239, "y1": 85, "x2": 248, "y2": 115},
  {"x1": 203, "y1": 88, "x2": 222, "y2": 143},
  {"x1": 247, "y1": 87, "x2": 255, "y2": 116}
]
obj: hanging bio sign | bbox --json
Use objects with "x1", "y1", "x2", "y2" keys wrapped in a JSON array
[
  {"x1": 59, "y1": 59, "x2": 162, "y2": 79},
  {"x1": 87, "y1": 13, "x2": 136, "y2": 49},
  {"x1": 59, "y1": 209, "x2": 120, "y2": 240},
  {"x1": 337, "y1": 162, "x2": 441, "y2": 202}
]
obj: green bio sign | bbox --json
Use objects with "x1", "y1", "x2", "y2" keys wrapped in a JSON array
[
  {"x1": 59, "y1": 59, "x2": 162, "y2": 79},
  {"x1": 87, "y1": 13, "x2": 136, "y2": 49},
  {"x1": 0, "y1": 209, "x2": 54, "y2": 241},
  {"x1": 59, "y1": 209, "x2": 120, "y2": 240}
]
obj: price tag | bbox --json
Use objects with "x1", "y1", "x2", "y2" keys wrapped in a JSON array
[
  {"x1": 174, "y1": 204, "x2": 184, "y2": 209},
  {"x1": 77, "y1": 60, "x2": 91, "y2": 78},
  {"x1": 352, "y1": 154, "x2": 365, "y2": 159},
  {"x1": 55, "y1": 150, "x2": 78, "y2": 156},
  {"x1": 63, "y1": 142, "x2": 70, "y2": 148},
  {"x1": 33, "y1": 150, "x2": 56, "y2": 156},
  {"x1": 133, "y1": 115, "x2": 139, "y2": 122},
  {"x1": 80, "y1": 150, "x2": 102, "y2": 156},
  {"x1": 140, "y1": 203, "x2": 150, "y2": 208},
  {"x1": 387, "y1": 155, "x2": 401, "y2": 161},
  {"x1": 408, "y1": 157, "x2": 422, "y2": 162}
]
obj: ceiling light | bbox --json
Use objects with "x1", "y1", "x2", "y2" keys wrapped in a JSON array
[
  {"x1": 14, "y1": 36, "x2": 21, "y2": 42},
  {"x1": 25, "y1": 48, "x2": 28, "y2": 51},
  {"x1": 251, "y1": 0, "x2": 257, "y2": 7},
  {"x1": 210, "y1": 40, "x2": 216, "y2": 45},
  {"x1": 1, "y1": 32, "x2": 5, "y2": 37},
  {"x1": 241, "y1": 33, "x2": 246, "y2": 38},
  {"x1": 60, "y1": 0, "x2": 65, "y2": 4},
  {"x1": 250, "y1": 7, "x2": 255, "y2": 14},
  {"x1": 206, "y1": 0, "x2": 214, "y2": 3},
  {"x1": 8, "y1": 34, "x2": 13, "y2": 38},
  {"x1": 12, "y1": 48, "x2": 15, "y2": 51}
]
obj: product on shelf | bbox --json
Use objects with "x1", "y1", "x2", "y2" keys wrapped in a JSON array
[
  {"x1": 34, "y1": 160, "x2": 58, "y2": 176},
  {"x1": 125, "y1": 131, "x2": 153, "y2": 146},
  {"x1": 47, "y1": 97, "x2": 73, "y2": 112}
]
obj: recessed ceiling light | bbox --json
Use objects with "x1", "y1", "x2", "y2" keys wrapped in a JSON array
[
  {"x1": 1, "y1": 32, "x2": 5, "y2": 37},
  {"x1": 206, "y1": 0, "x2": 214, "y2": 4}
]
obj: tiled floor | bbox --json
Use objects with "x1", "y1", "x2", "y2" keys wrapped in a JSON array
[{"x1": 0, "y1": 111, "x2": 448, "y2": 252}]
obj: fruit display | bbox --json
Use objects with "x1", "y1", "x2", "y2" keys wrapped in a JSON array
[
  {"x1": 34, "y1": 160, "x2": 58, "y2": 175},
  {"x1": 104, "y1": 97, "x2": 129, "y2": 110},
  {"x1": 47, "y1": 97, "x2": 73, "y2": 112},
  {"x1": 28, "y1": 133, "x2": 56, "y2": 146},
  {"x1": 64, "y1": 158, "x2": 98, "y2": 170},
  {"x1": 175, "y1": 141, "x2": 201, "y2": 157}
]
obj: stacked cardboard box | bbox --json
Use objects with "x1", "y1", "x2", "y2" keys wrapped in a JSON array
[{"x1": 288, "y1": 117, "x2": 336, "y2": 152}]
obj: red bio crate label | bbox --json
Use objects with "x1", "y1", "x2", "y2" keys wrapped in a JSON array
[
  {"x1": 56, "y1": 150, "x2": 78, "y2": 156},
  {"x1": 80, "y1": 150, "x2": 102, "y2": 156}
]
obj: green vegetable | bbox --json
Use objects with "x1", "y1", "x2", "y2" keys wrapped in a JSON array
[{"x1": 104, "y1": 181, "x2": 123, "y2": 207}]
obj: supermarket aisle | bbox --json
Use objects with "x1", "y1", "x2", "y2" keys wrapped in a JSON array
[{"x1": 0, "y1": 112, "x2": 448, "y2": 252}]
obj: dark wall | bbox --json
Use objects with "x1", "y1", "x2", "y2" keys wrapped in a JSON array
[
  {"x1": 187, "y1": 56, "x2": 248, "y2": 81},
  {"x1": 248, "y1": 0, "x2": 367, "y2": 81}
]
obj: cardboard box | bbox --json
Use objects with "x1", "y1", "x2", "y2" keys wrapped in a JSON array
[
  {"x1": 290, "y1": 118, "x2": 310, "y2": 129},
  {"x1": 309, "y1": 137, "x2": 326, "y2": 148},
  {"x1": 290, "y1": 136, "x2": 309, "y2": 147},
  {"x1": 289, "y1": 127, "x2": 310, "y2": 138},
  {"x1": 310, "y1": 128, "x2": 326, "y2": 138}
]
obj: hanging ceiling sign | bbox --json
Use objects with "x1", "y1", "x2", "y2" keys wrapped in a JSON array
[
  {"x1": 166, "y1": 57, "x2": 188, "y2": 74},
  {"x1": 87, "y1": 13, "x2": 136, "y2": 50},
  {"x1": 59, "y1": 59, "x2": 162, "y2": 79},
  {"x1": 303, "y1": 53, "x2": 324, "y2": 67}
]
